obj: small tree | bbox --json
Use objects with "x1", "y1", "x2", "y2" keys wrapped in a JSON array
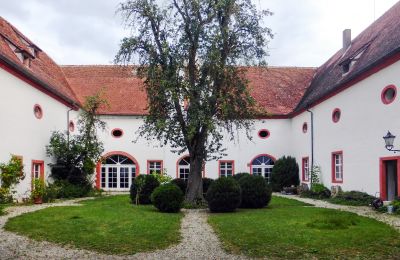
[
  {"x1": 270, "y1": 156, "x2": 299, "y2": 192},
  {"x1": 46, "y1": 93, "x2": 107, "y2": 187},
  {"x1": 116, "y1": 0, "x2": 273, "y2": 204},
  {"x1": 0, "y1": 155, "x2": 24, "y2": 202}
]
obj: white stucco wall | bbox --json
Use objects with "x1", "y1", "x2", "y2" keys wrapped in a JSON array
[
  {"x1": 291, "y1": 59, "x2": 400, "y2": 196},
  {"x1": 0, "y1": 67, "x2": 76, "y2": 198}
]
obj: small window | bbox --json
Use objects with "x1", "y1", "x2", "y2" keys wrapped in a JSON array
[
  {"x1": 69, "y1": 121, "x2": 75, "y2": 132},
  {"x1": 381, "y1": 85, "x2": 397, "y2": 105},
  {"x1": 148, "y1": 161, "x2": 163, "y2": 174},
  {"x1": 302, "y1": 122, "x2": 308, "y2": 133},
  {"x1": 332, "y1": 151, "x2": 343, "y2": 183},
  {"x1": 31, "y1": 160, "x2": 44, "y2": 183},
  {"x1": 332, "y1": 108, "x2": 341, "y2": 123},
  {"x1": 219, "y1": 161, "x2": 234, "y2": 177},
  {"x1": 33, "y1": 104, "x2": 43, "y2": 119},
  {"x1": 258, "y1": 129, "x2": 270, "y2": 139},
  {"x1": 111, "y1": 128, "x2": 123, "y2": 138},
  {"x1": 302, "y1": 157, "x2": 309, "y2": 182}
]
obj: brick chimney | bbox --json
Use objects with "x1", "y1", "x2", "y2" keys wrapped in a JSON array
[{"x1": 343, "y1": 29, "x2": 351, "y2": 51}]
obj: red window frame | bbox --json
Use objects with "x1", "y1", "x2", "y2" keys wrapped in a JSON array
[
  {"x1": 331, "y1": 151, "x2": 343, "y2": 183},
  {"x1": 302, "y1": 157, "x2": 309, "y2": 182},
  {"x1": 258, "y1": 129, "x2": 270, "y2": 139},
  {"x1": 147, "y1": 160, "x2": 163, "y2": 175},
  {"x1": 218, "y1": 160, "x2": 235, "y2": 177},
  {"x1": 31, "y1": 160, "x2": 44, "y2": 188},
  {"x1": 381, "y1": 84, "x2": 397, "y2": 105},
  {"x1": 332, "y1": 108, "x2": 341, "y2": 123},
  {"x1": 33, "y1": 104, "x2": 43, "y2": 119},
  {"x1": 111, "y1": 128, "x2": 124, "y2": 138}
]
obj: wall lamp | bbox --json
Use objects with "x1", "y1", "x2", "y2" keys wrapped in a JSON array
[{"x1": 383, "y1": 131, "x2": 400, "y2": 153}]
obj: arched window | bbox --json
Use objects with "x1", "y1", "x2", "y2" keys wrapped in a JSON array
[
  {"x1": 178, "y1": 156, "x2": 190, "y2": 180},
  {"x1": 251, "y1": 155, "x2": 275, "y2": 183},
  {"x1": 100, "y1": 154, "x2": 137, "y2": 190}
]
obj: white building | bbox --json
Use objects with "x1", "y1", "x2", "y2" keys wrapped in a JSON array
[{"x1": 1, "y1": 2, "x2": 400, "y2": 200}]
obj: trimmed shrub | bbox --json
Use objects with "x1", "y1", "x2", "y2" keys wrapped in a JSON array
[
  {"x1": 151, "y1": 184, "x2": 184, "y2": 213},
  {"x1": 48, "y1": 180, "x2": 93, "y2": 199},
  {"x1": 329, "y1": 191, "x2": 375, "y2": 206},
  {"x1": 206, "y1": 177, "x2": 241, "y2": 212},
  {"x1": 233, "y1": 172, "x2": 250, "y2": 181},
  {"x1": 238, "y1": 175, "x2": 272, "y2": 208},
  {"x1": 270, "y1": 156, "x2": 300, "y2": 191},
  {"x1": 301, "y1": 183, "x2": 331, "y2": 199},
  {"x1": 130, "y1": 174, "x2": 160, "y2": 204},
  {"x1": 171, "y1": 178, "x2": 187, "y2": 194},
  {"x1": 202, "y1": 178, "x2": 214, "y2": 194}
]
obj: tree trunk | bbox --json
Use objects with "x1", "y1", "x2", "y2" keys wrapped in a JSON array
[{"x1": 185, "y1": 155, "x2": 204, "y2": 204}]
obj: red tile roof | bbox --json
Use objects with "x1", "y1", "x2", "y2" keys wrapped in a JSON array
[
  {"x1": 62, "y1": 65, "x2": 316, "y2": 116},
  {"x1": 0, "y1": 17, "x2": 78, "y2": 106},
  {"x1": 61, "y1": 65, "x2": 148, "y2": 115}
]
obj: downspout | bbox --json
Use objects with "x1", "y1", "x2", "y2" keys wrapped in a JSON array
[{"x1": 307, "y1": 109, "x2": 314, "y2": 187}]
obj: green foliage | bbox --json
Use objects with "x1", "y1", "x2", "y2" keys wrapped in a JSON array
[
  {"x1": 0, "y1": 187, "x2": 13, "y2": 204},
  {"x1": 232, "y1": 172, "x2": 250, "y2": 181},
  {"x1": 206, "y1": 177, "x2": 241, "y2": 212},
  {"x1": 0, "y1": 205, "x2": 5, "y2": 216},
  {"x1": 31, "y1": 179, "x2": 45, "y2": 199},
  {"x1": 238, "y1": 175, "x2": 272, "y2": 208},
  {"x1": 116, "y1": 0, "x2": 273, "y2": 201},
  {"x1": 202, "y1": 178, "x2": 214, "y2": 194},
  {"x1": 328, "y1": 191, "x2": 375, "y2": 206},
  {"x1": 46, "y1": 93, "x2": 106, "y2": 187},
  {"x1": 270, "y1": 156, "x2": 299, "y2": 191},
  {"x1": 170, "y1": 178, "x2": 187, "y2": 194},
  {"x1": 151, "y1": 171, "x2": 172, "y2": 185},
  {"x1": 208, "y1": 196, "x2": 400, "y2": 259},
  {"x1": 5, "y1": 196, "x2": 182, "y2": 255},
  {"x1": 0, "y1": 155, "x2": 24, "y2": 189},
  {"x1": 151, "y1": 184, "x2": 184, "y2": 213},
  {"x1": 130, "y1": 175, "x2": 160, "y2": 205},
  {"x1": 310, "y1": 165, "x2": 321, "y2": 185},
  {"x1": 301, "y1": 183, "x2": 331, "y2": 199},
  {"x1": 46, "y1": 180, "x2": 94, "y2": 199}
]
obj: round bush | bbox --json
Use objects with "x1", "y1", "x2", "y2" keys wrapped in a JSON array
[
  {"x1": 270, "y1": 156, "x2": 300, "y2": 192},
  {"x1": 202, "y1": 178, "x2": 214, "y2": 194},
  {"x1": 151, "y1": 184, "x2": 184, "y2": 213},
  {"x1": 238, "y1": 175, "x2": 272, "y2": 208},
  {"x1": 170, "y1": 178, "x2": 187, "y2": 194},
  {"x1": 206, "y1": 177, "x2": 241, "y2": 213},
  {"x1": 232, "y1": 172, "x2": 250, "y2": 181},
  {"x1": 130, "y1": 174, "x2": 160, "y2": 204}
]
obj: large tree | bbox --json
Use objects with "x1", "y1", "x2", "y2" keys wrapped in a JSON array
[{"x1": 115, "y1": 0, "x2": 272, "y2": 203}]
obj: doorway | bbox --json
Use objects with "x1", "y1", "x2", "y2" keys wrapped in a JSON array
[{"x1": 380, "y1": 157, "x2": 400, "y2": 201}]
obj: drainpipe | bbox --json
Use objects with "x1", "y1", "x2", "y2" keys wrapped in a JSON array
[{"x1": 307, "y1": 109, "x2": 314, "y2": 187}]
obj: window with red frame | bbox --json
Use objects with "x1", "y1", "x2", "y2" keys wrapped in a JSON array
[
  {"x1": 31, "y1": 160, "x2": 44, "y2": 188},
  {"x1": 219, "y1": 161, "x2": 234, "y2": 177},
  {"x1": 332, "y1": 152, "x2": 343, "y2": 183},
  {"x1": 148, "y1": 161, "x2": 163, "y2": 174},
  {"x1": 302, "y1": 157, "x2": 309, "y2": 182}
]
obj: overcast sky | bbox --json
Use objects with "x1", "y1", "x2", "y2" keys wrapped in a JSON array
[{"x1": 1, "y1": 0, "x2": 398, "y2": 67}]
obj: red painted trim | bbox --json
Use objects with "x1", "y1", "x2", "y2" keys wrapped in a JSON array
[
  {"x1": 218, "y1": 160, "x2": 235, "y2": 177},
  {"x1": 258, "y1": 129, "x2": 270, "y2": 139},
  {"x1": 31, "y1": 160, "x2": 45, "y2": 189},
  {"x1": 379, "y1": 156, "x2": 400, "y2": 201},
  {"x1": 0, "y1": 61, "x2": 78, "y2": 110},
  {"x1": 249, "y1": 153, "x2": 276, "y2": 174},
  {"x1": 147, "y1": 160, "x2": 164, "y2": 175},
  {"x1": 111, "y1": 128, "x2": 124, "y2": 138},
  {"x1": 33, "y1": 104, "x2": 43, "y2": 119},
  {"x1": 301, "y1": 157, "x2": 309, "y2": 182},
  {"x1": 332, "y1": 108, "x2": 341, "y2": 123},
  {"x1": 176, "y1": 154, "x2": 189, "y2": 179},
  {"x1": 95, "y1": 151, "x2": 140, "y2": 188},
  {"x1": 292, "y1": 51, "x2": 400, "y2": 118},
  {"x1": 69, "y1": 120, "x2": 75, "y2": 132},
  {"x1": 381, "y1": 84, "x2": 397, "y2": 105},
  {"x1": 302, "y1": 122, "x2": 308, "y2": 133},
  {"x1": 331, "y1": 151, "x2": 343, "y2": 183}
]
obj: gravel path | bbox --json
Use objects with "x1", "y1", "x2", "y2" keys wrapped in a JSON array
[
  {"x1": 275, "y1": 193, "x2": 400, "y2": 231},
  {"x1": 0, "y1": 200, "x2": 247, "y2": 260}
]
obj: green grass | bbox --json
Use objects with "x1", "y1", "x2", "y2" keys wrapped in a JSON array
[
  {"x1": 208, "y1": 196, "x2": 400, "y2": 259},
  {"x1": 0, "y1": 205, "x2": 6, "y2": 216},
  {"x1": 5, "y1": 195, "x2": 182, "y2": 255}
]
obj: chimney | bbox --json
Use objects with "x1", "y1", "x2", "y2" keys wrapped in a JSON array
[{"x1": 343, "y1": 29, "x2": 351, "y2": 51}]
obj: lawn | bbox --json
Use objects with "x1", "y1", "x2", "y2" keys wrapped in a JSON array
[
  {"x1": 0, "y1": 205, "x2": 6, "y2": 216},
  {"x1": 5, "y1": 195, "x2": 182, "y2": 255},
  {"x1": 208, "y1": 196, "x2": 400, "y2": 259}
]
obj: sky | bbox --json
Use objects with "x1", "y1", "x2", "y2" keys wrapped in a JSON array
[{"x1": 1, "y1": 0, "x2": 398, "y2": 67}]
